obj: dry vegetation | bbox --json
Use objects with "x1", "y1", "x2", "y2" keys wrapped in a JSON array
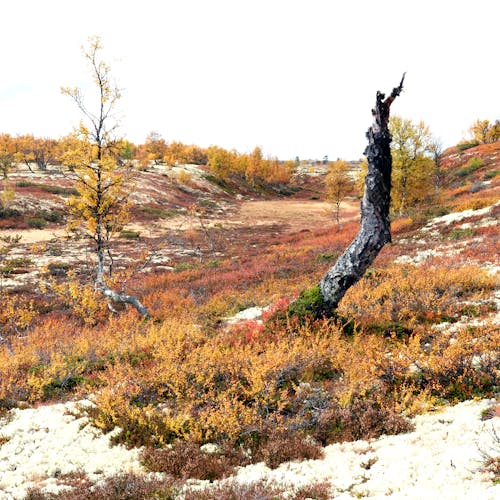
[{"x1": 1, "y1": 141, "x2": 499, "y2": 498}]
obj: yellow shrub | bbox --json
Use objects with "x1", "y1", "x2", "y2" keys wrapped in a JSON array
[
  {"x1": 452, "y1": 196, "x2": 498, "y2": 212},
  {"x1": 40, "y1": 271, "x2": 105, "y2": 325},
  {"x1": 0, "y1": 294, "x2": 36, "y2": 337},
  {"x1": 339, "y1": 263, "x2": 496, "y2": 329},
  {"x1": 177, "y1": 169, "x2": 193, "y2": 185}
]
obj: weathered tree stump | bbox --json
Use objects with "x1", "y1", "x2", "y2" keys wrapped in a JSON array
[{"x1": 318, "y1": 75, "x2": 406, "y2": 310}]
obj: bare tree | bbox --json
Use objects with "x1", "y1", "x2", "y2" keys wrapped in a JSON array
[
  {"x1": 318, "y1": 75, "x2": 406, "y2": 310},
  {"x1": 429, "y1": 138, "x2": 444, "y2": 192}
]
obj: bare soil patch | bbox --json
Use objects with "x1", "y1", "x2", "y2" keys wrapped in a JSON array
[
  {"x1": 1, "y1": 227, "x2": 67, "y2": 245},
  {"x1": 232, "y1": 199, "x2": 359, "y2": 233}
]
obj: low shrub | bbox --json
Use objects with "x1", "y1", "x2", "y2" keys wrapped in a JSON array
[
  {"x1": 141, "y1": 440, "x2": 241, "y2": 481},
  {"x1": 292, "y1": 482, "x2": 332, "y2": 500},
  {"x1": 139, "y1": 205, "x2": 178, "y2": 219},
  {"x1": 185, "y1": 480, "x2": 331, "y2": 499},
  {"x1": 415, "y1": 326, "x2": 500, "y2": 402},
  {"x1": 47, "y1": 261, "x2": 71, "y2": 276},
  {"x1": 455, "y1": 157, "x2": 484, "y2": 178},
  {"x1": 446, "y1": 228, "x2": 476, "y2": 240},
  {"x1": 26, "y1": 217, "x2": 47, "y2": 229},
  {"x1": 177, "y1": 169, "x2": 194, "y2": 185},
  {"x1": 39, "y1": 210, "x2": 64, "y2": 223},
  {"x1": 40, "y1": 185, "x2": 79, "y2": 196},
  {"x1": 0, "y1": 207, "x2": 20, "y2": 219},
  {"x1": 483, "y1": 169, "x2": 499, "y2": 180},
  {"x1": 119, "y1": 230, "x2": 140, "y2": 239},
  {"x1": 253, "y1": 429, "x2": 324, "y2": 469},
  {"x1": 203, "y1": 174, "x2": 236, "y2": 195},
  {"x1": 456, "y1": 141, "x2": 479, "y2": 151},
  {"x1": 310, "y1": 394, "x2": 414, "y2": 445},
  {"x1": 453, "y1": 196, "x2": 498, "y2": 211},
  {"x1": 174, "y1": 262, "x2": 197, "y2": 272},
  {"x1": 25, "y1": 473, "x2": 178, "y2": 499},
  {"x1": 315, "y1": 252, "x2": 339, "y2": 262},
  {"x1": 405, "y1": 205, "x2": 451, "y2": 225},
  {"x1": 0, "y1": 257, "x2": 33, "y2": 275},
  {"x1": 184, "y1": 481, "x2": 286, "y2": 500},
  {"x1": 16, "y1": 181, "x2": 79, "y2": 196},
  {"x1": 340, "y1": 264, "x2": 496, "y2": 328}
]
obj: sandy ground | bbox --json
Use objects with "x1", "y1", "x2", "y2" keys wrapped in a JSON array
[
  {"x1": 127, "y1": 198, "x2": 360, "y2": 239},
  {"x1": 0, "y1": 228, "x2": 67, "y2": 245},
  {"x1": 232, "y1": 199, "x2": 359, "y2": 231}
]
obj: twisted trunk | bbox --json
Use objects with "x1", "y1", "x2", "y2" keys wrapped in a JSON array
[{"x1": 319, "y1": 75, "x2": 405, "y2": 309}]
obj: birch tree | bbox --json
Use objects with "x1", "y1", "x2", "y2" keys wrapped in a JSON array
[
  {"x1": 61, "y1": 36, "x2": 149, "y2": 318},
  {"x1": 325, "y1": 160, "x2": 355, "y2": 227}
]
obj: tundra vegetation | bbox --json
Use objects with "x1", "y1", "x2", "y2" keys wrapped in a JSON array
[{"x1": 0, "y1": 40, "x2": 499, "y2": 497}]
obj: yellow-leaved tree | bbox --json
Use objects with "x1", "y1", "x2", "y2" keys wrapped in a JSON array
[
  {"x1": 389, "y1": 116, "x2": 436, "y2": 215},
  {"x1": 0, "y1": 133, "x2": 16, "y2": 179},
  {"x1": 325, "y1": 160, "x2": 355, "y2": 226},
  {"x1": 468, "y1": 119, "x2": 500, "y2": 144},
  {"x1": 61, "y1": 36, "x2": 149, "y2": 318}
]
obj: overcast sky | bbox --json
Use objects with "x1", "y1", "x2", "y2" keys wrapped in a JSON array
[{"x1": 0, "y1": 0, "x2": 498, "y2": 160}]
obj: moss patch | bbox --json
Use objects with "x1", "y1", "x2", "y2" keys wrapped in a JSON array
[{"x1": 287, "y1": 286, "x2": 332, "y2": 318}]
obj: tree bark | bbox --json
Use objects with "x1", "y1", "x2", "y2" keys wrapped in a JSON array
[{"x1": 319, "y1": 75, "x2": 405, "y2": 309}]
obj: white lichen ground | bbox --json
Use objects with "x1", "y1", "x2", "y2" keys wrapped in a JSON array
[
  {"x1": 0, "y1": 401, "x2": 142, "y2": 499},
  {"x1": 0, "y1": 399, "x2": 499, "y2": 499},
  {"x1": 224, "y1": 399, "x2": 500, "y2": 499}
]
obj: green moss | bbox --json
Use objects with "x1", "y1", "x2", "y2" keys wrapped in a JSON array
[
  {"x1": 274, "y1": 285, "x2": 355, "y2": 335},
  {"x1": 287, "y1": 286, "x2": 331, "y2": 319}
]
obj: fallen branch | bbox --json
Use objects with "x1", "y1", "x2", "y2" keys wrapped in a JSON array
[{"x1": 99, "y1": 283, "x2": 151, "y2": 319}]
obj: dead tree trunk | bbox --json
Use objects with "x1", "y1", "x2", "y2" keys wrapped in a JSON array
[{"x1": 319, "y1": 75, "x2": 405, "y2": 309}]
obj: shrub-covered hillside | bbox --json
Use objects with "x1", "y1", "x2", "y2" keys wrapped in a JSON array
[{"x1": 0, "y1": 142, "x2": 499, "y2": 498}]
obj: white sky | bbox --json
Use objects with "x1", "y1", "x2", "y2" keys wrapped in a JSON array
[{"x1": 0, "y1": 0, "x2": 498, "y2": 161}]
